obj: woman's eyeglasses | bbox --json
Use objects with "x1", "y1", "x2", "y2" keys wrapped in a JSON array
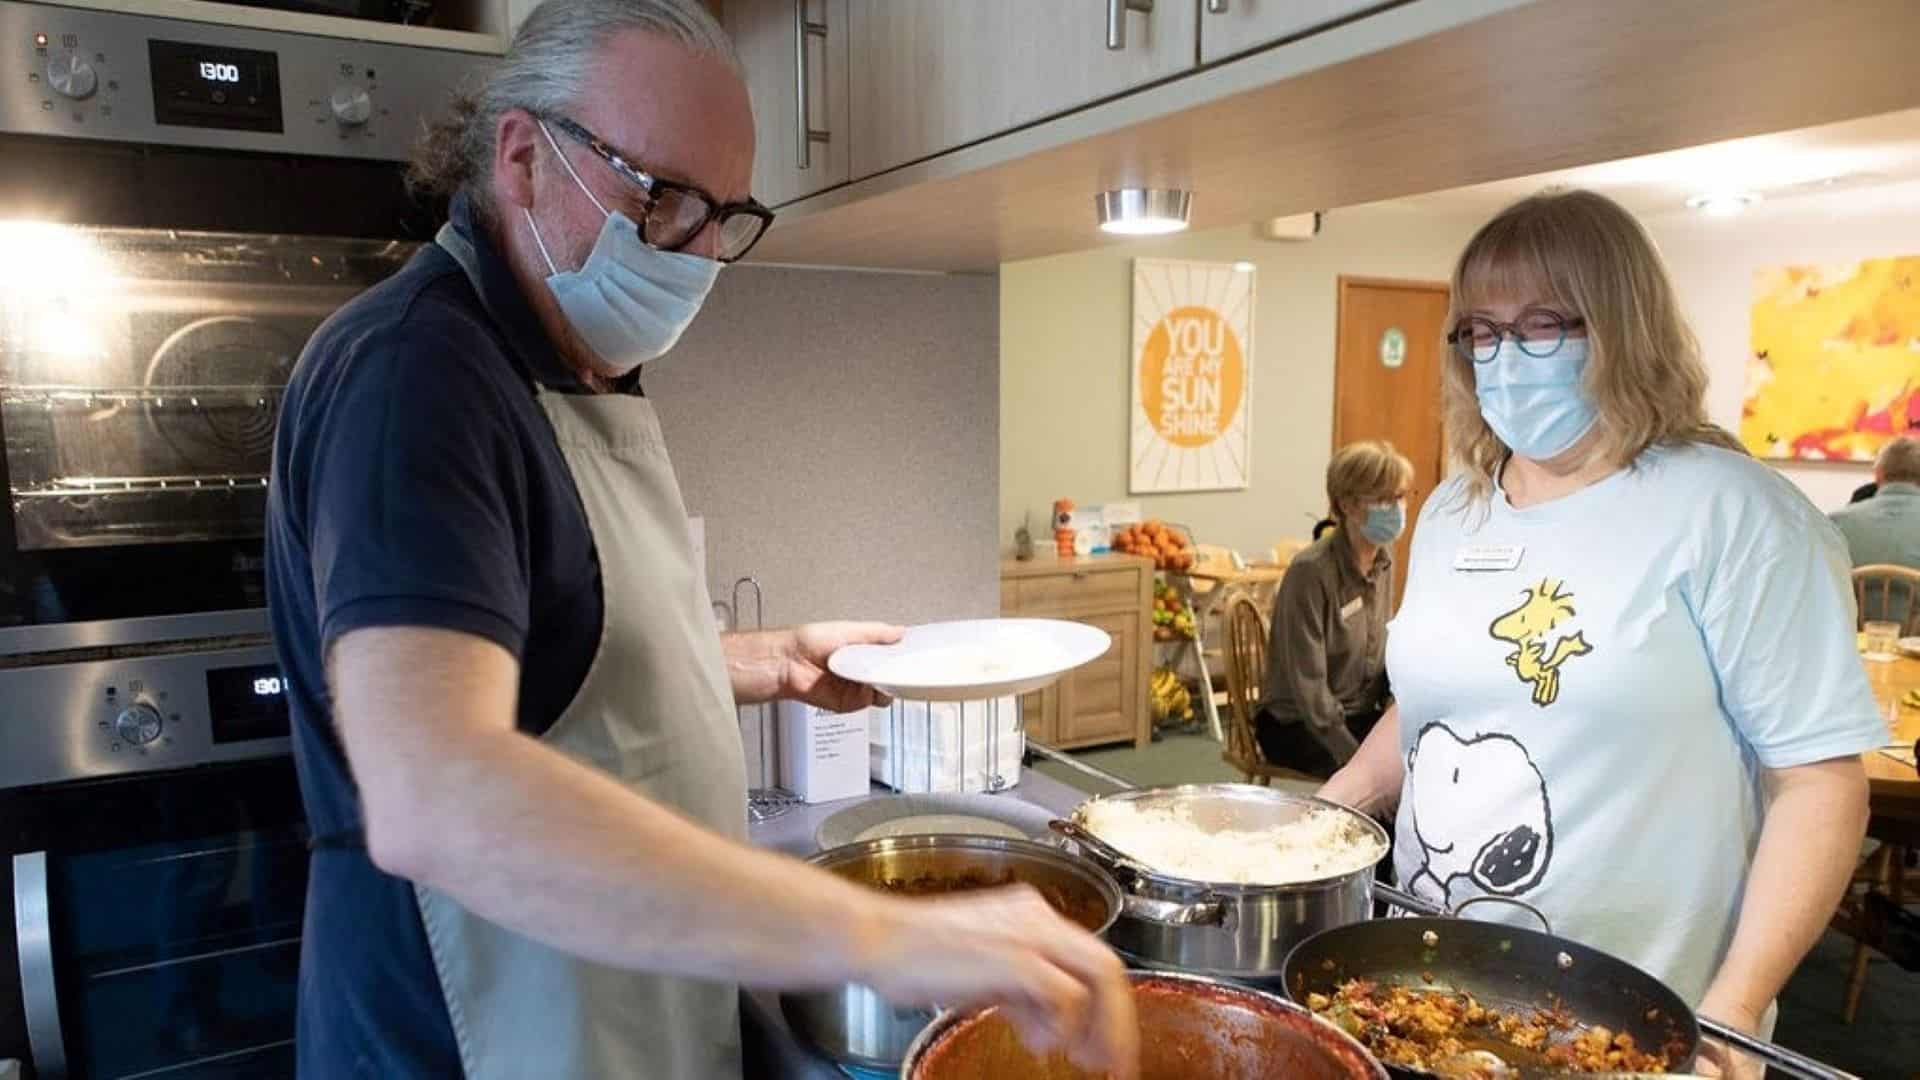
[
  {"x1": 1448, "y1": 308, "x2": 1586, "y2": 363},
  {"x1": 542, "y1": 115, "x2": 775, "y2": 264}
]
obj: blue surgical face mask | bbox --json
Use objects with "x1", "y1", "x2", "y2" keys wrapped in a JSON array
[
  {"x1": 1359, "y1": 500, "x2": 1405, "y2": 546},
  {"x1": 1473, "y1": 336, "x2": 1599, "y2": 460},
  {"x1": 523, "y1": 120, "x2": 720, "y2": 376}
]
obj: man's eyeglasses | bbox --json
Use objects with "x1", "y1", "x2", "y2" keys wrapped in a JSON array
[
  {"x1": 1447, "y1": 308, "x2": 1586, "y2": 363},
  {"x1": 542, "y1": 115, "x2": 774, "y2": 264}
]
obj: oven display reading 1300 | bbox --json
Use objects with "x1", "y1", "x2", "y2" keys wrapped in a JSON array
[{"x1": 198, "y1": 61, "x2": 242, "y2": 83}]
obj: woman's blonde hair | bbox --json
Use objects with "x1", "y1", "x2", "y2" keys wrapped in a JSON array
[
  {"x1": 1442, "y1": 188, "x2": 1742, "y2": 506},
  {"x1": 1328, "y1": 440, "x2": 1414, "y2": 520}
]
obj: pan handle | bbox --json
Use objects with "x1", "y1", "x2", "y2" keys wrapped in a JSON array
[
  {"x1": 1371, "y1": 881, "x2": 1445, "y2": 916},
  {"x1": 1453, "y1": 895, "x2": 1551, "y2": 933},
  {"x1": 1119, "y1": 893, "x2": 1234, "y2": 929},
  {"x1": 1048, "y1": 818, "x2": 1148, "y2": 877},
  {"x1": 1695, "y1": 1017, "x2": 1862, "y2": 1080},
  {"x1": 1371, "y1": 883, "x2": 1552, "y2": 933}
]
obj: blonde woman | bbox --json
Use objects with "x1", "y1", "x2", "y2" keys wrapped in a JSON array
[
  {"x1": 1320, "y1": 190, "x2": 1881, "y2": 1077},
  {"x1": 1259, "y1": 441, "x2": 1413, "y2": 777}
]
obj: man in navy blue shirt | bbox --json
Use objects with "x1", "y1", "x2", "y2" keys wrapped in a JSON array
[{"x1": 265, "y1": 1, "x2": 1134, "y2": 1077}]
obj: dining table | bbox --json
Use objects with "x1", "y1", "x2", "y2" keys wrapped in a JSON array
[{"x1": 1858, "y1": 651, "x2": 1920, "y2": 817}]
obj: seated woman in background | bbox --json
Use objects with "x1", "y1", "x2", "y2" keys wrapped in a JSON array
[{"x1": 1258, "y1": 440, "x2": 1411, "y2": 777}]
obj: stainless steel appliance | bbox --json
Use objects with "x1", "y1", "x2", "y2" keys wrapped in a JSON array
[{"x1": 0, "y1": 3, "x2": 490, "y2": 1076}]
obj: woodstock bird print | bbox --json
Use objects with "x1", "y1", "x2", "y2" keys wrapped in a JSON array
[{"x1": 1488, "y1": 579, "x2": 1593, "y2": 707}]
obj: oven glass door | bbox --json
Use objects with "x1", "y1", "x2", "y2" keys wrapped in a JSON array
[
  {"x1": 5, "y1": 757, "x2": 306, "y2": 1079},
  {"x1": 0, "y1": 225, "x2": 414, "y2": 628}
]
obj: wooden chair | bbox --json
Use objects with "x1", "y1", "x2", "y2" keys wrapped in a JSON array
[
  {"x1": 1836, "y1": 815, "x2": 1920, "y2": 1023},
  {"x1": 1852, "y1": 564, "x2": 1920, "y2": 636},
  {"x1": 1219, "y1": 595, "x2": 1317, "y2": 786}
]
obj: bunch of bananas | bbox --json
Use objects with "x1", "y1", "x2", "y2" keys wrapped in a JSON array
[
  {"x1": 1901, "y1": 688, "x2": 1920, "y2": 710},
  {"x1": 1150, "y1": 667, "x2": 1194, "y2": 724}
]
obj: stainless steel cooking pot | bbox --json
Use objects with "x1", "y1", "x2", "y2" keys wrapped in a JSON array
[
  {"x1": 1056, "y1": 784, "x2": 1388, "y2": 979},
  {"x1": 778, "y1": 833, "x2": 1123, "y2": 1072},
  {"x1": 900, "y1": 970, "x2": 1387, "y2": 1079}
]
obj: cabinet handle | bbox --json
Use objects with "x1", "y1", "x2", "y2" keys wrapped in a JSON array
[
  {"x1": 1105, "y1": 0, "x2": 1154, "y2": 50},
  {"x1": 793, "y1": 0, "x2": 831, "y2": 169},
  {"x1": 1206, "y1": 0, "x2": 1228, "y2": 12}
]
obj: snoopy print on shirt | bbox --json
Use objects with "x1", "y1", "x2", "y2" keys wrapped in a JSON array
[{"x1": 1404, "y1": 577, "x2": 1594, "y2": 908}]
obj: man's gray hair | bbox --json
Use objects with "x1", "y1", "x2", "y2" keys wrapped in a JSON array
[
  {"x1": 408, "y1": 0, "x2": 738, "y2": 203},
  {"x1": 1878, "y1": 434, "x2": 1920, "y2": 485}
]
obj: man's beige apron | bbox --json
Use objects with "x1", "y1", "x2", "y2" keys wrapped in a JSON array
[{"x1": 428, "y1": 226, "x2": 748, "y2": 1078}]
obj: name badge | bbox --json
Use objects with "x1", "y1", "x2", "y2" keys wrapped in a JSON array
[
  {"x1": 1454, "y1": 543, "x2": 1524, "y2": 572},
  {"x1": 1340, "y1": 597, "x2": 1364, "y2": 621}
]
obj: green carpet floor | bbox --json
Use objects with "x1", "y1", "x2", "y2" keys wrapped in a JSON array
[{"x1": 1035, "y1": 733, "x2": 1920, "y2": 1078}]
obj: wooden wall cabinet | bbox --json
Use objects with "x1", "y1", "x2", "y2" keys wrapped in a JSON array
[
  {"x1": 844, "y1": 0, "x2": 1195, "y2": 181},
  {"x1": 722, "y1": 0, "x2": 852, "y2": 206},
  {"x1": 1195, "y1": 0, "x2": 1380, "y2": 64},
  {"x1": 1001, "y1": 555, "x2": 1151, "y2": 751}
]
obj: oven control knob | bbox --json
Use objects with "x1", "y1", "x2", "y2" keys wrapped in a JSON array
[
  {"x1": 47, "y1": 55, "x2": 98, "y2": 100},
  {"x1": 114, "y1": 703, "x2": 163, "y2": 746},
  {"x1": 329, "y1": 85, "x2": 371, "y2": 127}
]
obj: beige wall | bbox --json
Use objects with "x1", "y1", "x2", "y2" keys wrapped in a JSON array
[
  {"x1": 1001, "y1": 179, "x2": 1920, "y2": 556},
  {"x1": 999, "y1": 207, "x2": 1480, "y2": 558},
  {"x1": 1646, "y1": 178, "x2": 1920, "y2": 512}
]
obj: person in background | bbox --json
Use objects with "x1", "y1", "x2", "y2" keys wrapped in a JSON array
[
  {"x1": 1257, "y1": 440, "x2": 1411, "y2": 777},
  {"x1": 1320, "y1": 189, "x2": 1881, "y2": 1080},
  {"x1": 1830, "y1": 435, "x2": 1920, "y2": 571},
  {"x1": 264, "y1": 2, "x2": 1134, "y2": 1077}
]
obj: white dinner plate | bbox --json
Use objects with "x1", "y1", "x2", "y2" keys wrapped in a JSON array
[
  {"x1": 827, "y1": 618, "x2": 1111, "y2": 702},
  {"x1": 1898, "y1": 636, "x2": 1920, "y2": 659},
  {"x1": 814, "y1": 792, "x2": 1060, "y2": 851}
]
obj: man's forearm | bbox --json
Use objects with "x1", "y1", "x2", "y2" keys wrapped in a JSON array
[
  {"x1": 1702, "y1": 759, "x2": 1869, "y2": 1017},
  {"x1": 374, "y1": 724, "x2": 892, "y2": 988}
]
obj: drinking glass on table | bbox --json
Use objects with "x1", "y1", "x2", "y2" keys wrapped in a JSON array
[{"x1": 1863, "y1": 620, "x2": 1901, "y2": 661}]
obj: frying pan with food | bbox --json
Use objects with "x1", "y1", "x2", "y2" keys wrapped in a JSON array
[{"x1": 1281, "y1": 885, "x2": 1859, "y2": 1080}]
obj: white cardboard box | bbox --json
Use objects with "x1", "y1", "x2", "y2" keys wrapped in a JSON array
[
  {"x1": 870, "y1": 697, "x2": 1023, "y2": 793},
  {"x1": 777, "y1": 701, "x2": 873, "y2": 803}
]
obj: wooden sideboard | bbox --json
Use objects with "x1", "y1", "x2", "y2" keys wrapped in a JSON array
[{"x1": 1000, "y1": 554, "x2": 1152, "y2": 750}]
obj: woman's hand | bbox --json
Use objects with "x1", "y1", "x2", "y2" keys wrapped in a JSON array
[
  {"x1": 1693, "y1": 997, "x2": 1765, "y2": 1080},
  {"x1": 725, "y1": 622, "x2": 904, "y2": 710}
]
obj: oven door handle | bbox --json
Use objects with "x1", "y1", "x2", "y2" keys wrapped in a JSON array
[{"x1": 14, "y1": 852, "x2": 67, "y2": 1078}]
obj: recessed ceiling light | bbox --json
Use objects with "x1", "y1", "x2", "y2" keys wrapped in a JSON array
[
  {"x1": 1095, "y1": 188, "x2": 1192, "y2": 235},
  {"x1": 1685, "y1": 191, "x2": 1761, "y2": 217},
  {"x1": 1232, "y1": 260, "x2": 1256, "y2": 273}
]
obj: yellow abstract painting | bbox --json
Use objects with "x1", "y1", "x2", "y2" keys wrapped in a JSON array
[{"x1": 1743, "y1": 256, "x2": 1920, "y2": 460}]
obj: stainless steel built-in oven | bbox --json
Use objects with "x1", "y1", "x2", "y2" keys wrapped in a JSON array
[{"x1": 0, "y1": 3, "x2": 490, "y2": 1075}]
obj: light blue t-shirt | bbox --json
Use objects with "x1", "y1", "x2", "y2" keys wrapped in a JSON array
[{"x1": 1386, "y1": 443, "x2": 1886, "y2": 1007}]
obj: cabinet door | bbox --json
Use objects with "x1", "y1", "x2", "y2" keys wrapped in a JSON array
[
  {"x1": 1197, "y1": 0, "x2": 1378, "y2": 64},
  {"x1": 1060, "y1": 611, "x2": 1141, "y2": 747},
  {"x1": 724, "y1": 0, "x2": 852, "y2": 207},
  {"x1": 847, "y1": 0, "x2": 1197, "y2": 179},
  {"x1": 1019, "y1": 684, "x2": 1059, "y2": 746}
]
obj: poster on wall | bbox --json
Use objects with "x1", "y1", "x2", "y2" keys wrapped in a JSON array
[
  {"x1": 1129, "y1": 258, "x2": 1254, "y2": 493},
  {"x1": 1742, "y1": 254, "x2": 1920, "y2": 461}
]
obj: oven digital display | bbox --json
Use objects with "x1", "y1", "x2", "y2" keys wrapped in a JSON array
[
  {"x1": 149, "y1": 39, "x2": 283, "y2": 133},
  {"x1": 206, "y1": 662, "x2": 292, "y2": 744}
]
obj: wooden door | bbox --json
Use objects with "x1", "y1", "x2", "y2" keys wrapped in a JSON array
[
  {"x1": 1333, "y1": 277, "x2": 1449, "y2": 609},
  {"x1": 1197, "y1": 0, "x2": 1380, "y2": 64},
  {"x1": 724, "y1": 0, "x2": 851, "y2": 207},
  {"x1": 846, "y1": 0, "x2": 1197, "y2": 180}
]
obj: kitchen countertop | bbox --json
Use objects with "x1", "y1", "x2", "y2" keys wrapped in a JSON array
[{"x1": 739, "y1": 766, "x2": 1106, "y2": 1079}]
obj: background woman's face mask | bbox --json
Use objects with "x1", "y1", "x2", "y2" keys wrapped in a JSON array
[{"x1": 523, "y1": 120, "x2": 720, "y2": 376}]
